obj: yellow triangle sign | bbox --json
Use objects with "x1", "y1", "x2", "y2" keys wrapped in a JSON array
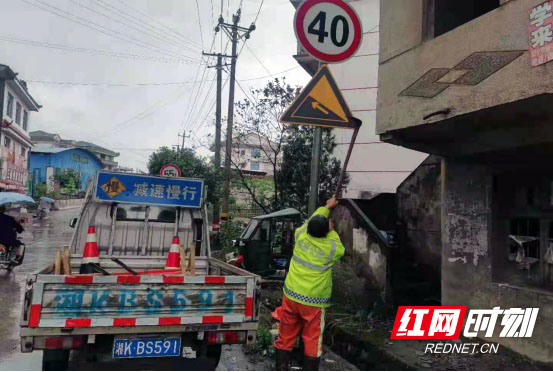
[{"x1": 281, "y1": 65, "x2": 357, "y2": 129}]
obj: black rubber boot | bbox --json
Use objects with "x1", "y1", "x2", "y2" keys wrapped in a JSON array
[
  {"x1": 302, "y1": 356, "x2": 320, "y2": 371},
  {"x1": 275, "y1": 348, "x2": 291, "y2": 371}
]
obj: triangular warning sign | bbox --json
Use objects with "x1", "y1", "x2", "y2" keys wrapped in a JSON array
[{"x1": 280, "y1": 65, "x2": 357, "y2": 129}]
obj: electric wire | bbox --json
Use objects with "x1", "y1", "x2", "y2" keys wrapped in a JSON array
[
  {"x1": 115, "y1": 0, "x2": 202, "y2": 49},
  {"x1": 20, "y1": 0, "x2": 198, "y2": 61},
  {"x1": 0, "y1": 35, "x2": 198, "y2": 64},
  {"x1": 195, "y1": 0, "x2": 205, "y2": 49},
  {"x1": 253, "y1": 0, "x2": 264, "y2": 24},
  {"x1": 26, "y1": 77, "x2": 208, "y2": 87},
  {"x1": 67, "y1": 0, "x2": 200, "y2": 57},
  {"x1": 93, "y1": 0, "x2": 201, "y2": 54},
  {"x1": 244, "y1": 43, "x2": 272, "y2": 76},
  {"x1": 96, "y1": 0, "x2": 200, "y2": 50},
  {"x1": 181, "y1": 35, "x2": 218, "y2": 133},
  {"x1": 186, "y1": 37, "x2": 230, "y2": 133},
  {"x1": 95, "y1": 84, "x2": 191, "y2": 139}
]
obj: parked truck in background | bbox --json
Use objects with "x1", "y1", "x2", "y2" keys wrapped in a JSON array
[{"x1": 19, "y1": 171, "x2": 261, "y2": 370}]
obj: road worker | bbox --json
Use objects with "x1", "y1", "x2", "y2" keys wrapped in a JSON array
[{"x1": 274, "y1": 196, "x2": 344, "y2": 371}]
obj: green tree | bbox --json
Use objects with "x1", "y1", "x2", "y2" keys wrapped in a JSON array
[
  {"x1": 233, "y1": 78, "x2": 348, "y2": 216},
  {"x1": 56, "y1": 169, "x2": 81, "y2": 195},
  {"x1": 278, "y1": 125, "x2": 347, "y2": 216},
  {"x1": 147, "y1": 147, "x2": 219, "y2": 204}
]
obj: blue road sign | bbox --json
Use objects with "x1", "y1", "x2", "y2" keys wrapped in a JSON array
[{"x1": 94, "y1": 171, "x2": 203, "y2": 208}]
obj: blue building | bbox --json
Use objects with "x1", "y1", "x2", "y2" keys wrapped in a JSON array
[{"x1": 30, "y1": 146, "x2": 103, "y2": 193}]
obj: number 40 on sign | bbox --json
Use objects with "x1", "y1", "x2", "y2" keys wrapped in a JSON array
[{"x1": 294, "y1": 0, "x2": 363, "y2": 63}]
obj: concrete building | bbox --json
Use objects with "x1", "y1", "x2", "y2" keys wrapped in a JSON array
[
  {"x1": 290, "y1": 0, "x2": 427, "y2": 197},
  {"x1": 378, "y1": 0, "x2": 553, "y2": 362},
  {"x1": 0, "y1": 65, "x2": 41, "y2": 193},
  {"x1": 29, "y1": 146, "x2": 103, "y2": 193},
  {"x1": 223, "y1": 132, "x2": 282, "y2": 178},
  {"x1": 30, "y1": 130, "x2": 120, "y2": 170}
]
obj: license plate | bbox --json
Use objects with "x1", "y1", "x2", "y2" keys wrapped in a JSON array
[{"x1": 113, "y1": 337, "x2": 181, "y2": 359}]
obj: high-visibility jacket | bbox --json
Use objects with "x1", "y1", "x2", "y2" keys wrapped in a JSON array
[{"x1": 283, "y1": 207, "x2": 345, "y2": 308}]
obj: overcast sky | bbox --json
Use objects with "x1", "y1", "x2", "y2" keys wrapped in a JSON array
[{"x1": 0, "y1": 0, "x2": 310, "y2": 170}]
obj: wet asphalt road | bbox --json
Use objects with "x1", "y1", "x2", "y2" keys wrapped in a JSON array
[
  {"x1": 0, "y1": 209, "x2": 268, "y2": 371},
  {"x1": 0, "y1": 208, "x2": 78, "y2": 370}
]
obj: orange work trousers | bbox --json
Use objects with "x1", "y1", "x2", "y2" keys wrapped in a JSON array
[{"x1": 274, "y1": 295, "x2": 325, "y2": 358}]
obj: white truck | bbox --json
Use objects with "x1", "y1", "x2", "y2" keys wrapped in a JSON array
[{"x1": 19, "y1": 171, "x2": 261, "y2": 370}]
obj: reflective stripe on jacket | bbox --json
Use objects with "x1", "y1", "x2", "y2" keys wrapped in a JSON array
[{"x1": 283, "y1": 207, "x2": 345, "y2": 308}]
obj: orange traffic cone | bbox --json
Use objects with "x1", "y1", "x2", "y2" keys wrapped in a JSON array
[
  {"x1": 79, "y1": 226, "x2": 100, "y2": 274},
  {"x1": 165, "y1": 236, "x2": 181, "y2": 270}
]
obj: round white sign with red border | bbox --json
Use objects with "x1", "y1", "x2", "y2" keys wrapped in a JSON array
[
  {"x1": 294, "y1": 0, "x2": 363, "y2": 63},
  {"x1": 160, "y1": 164, "x2": 181, "y2": 178}
]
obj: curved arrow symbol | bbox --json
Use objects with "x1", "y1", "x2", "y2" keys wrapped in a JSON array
[{"x1": 311, "y1": 101, "x2": 329, "y2": 115}]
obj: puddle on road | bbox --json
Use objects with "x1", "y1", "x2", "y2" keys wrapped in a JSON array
[{"x1": 0, "y1": 209, "x2": 78, "y2": 366}]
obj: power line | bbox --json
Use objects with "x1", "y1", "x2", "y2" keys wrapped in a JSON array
[
  {"x1": 244, "y1": 43, "x2": 272, "y2": 76},
  {"x1": 181, "y1": 36, "x2": 217, "y2": 132},
  {"x1": 196, "y1": 0, "x2": 205, "y2": 49},
  {"x1": 20, "y1": 0, "x2": 197, "y2": 61},
  {"x1": 239, "y1": 65, "x2": 301, "y2": 81},
  {"x1": 210, "y1": 0, "x2": 215, "y2": 27},
  {"x1": 235, "y1": 78, "x2": 256, "y2": 104},
  {"x1": 0, "y1": 35, "x2": 198, "y2": 64},
  {"x1": 187, "y1": 40, "x2": 231, "y2": 134},
  {"x1": 115, "y1": 0, "x2": 202, "y2": 49},
  {"x1": 190, "y1": 75, "x2": 230, "y2": 135},
  {"x1": 188, "y1": 71, "x2": 217, "y2": 132},
  {"x1": 95, "y1": 84, "x2": 190, "y2": 139},
  {"x1": 96, "y1": 0, "x2": 200, "y2": 51},
  {"x1": 92, "y1": 0, "x2": 201, "y2": 54},
  {"x1": 24, "y1": 64, "x2": 301, "y2": 87},
  {"x1": 26, "y1": 77, "x2": 208, "y2": 87},
  {"x1": 254, "y1": 0, "x2": 264, "y2": 24},
  {"x1": 67, "y1": 0, "x2": 200, "y2": 57}
]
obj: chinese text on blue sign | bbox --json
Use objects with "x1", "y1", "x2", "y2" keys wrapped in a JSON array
[{"x1": 94, "y1": 171, "x2": 203, "y2": 208}]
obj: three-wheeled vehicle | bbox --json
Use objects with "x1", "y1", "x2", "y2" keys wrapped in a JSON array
[{"x1": 233, "y1": 208, "x2": 302, "y2": 279}]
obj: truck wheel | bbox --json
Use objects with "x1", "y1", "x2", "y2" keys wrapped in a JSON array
[
  {"x1": 206, "y1": 345, "x2": 222, "y2": 368},
  {"x1": 42, "y1": 350, "x2": 70, "y2": 371}
]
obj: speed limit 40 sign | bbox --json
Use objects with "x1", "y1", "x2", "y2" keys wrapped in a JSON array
[{"x1": 294, "y1": 0, "x2": 363, "y2": 63}]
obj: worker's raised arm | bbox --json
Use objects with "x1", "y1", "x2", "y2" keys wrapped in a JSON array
[{"x1": 295, "y1": 196, "x2": 339, "y2": 239}]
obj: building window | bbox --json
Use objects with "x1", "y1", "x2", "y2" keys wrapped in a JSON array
[
  {"x1": 251, "y1": 148, "x2": 261, "y2": 158},
  {"x1": 15, "y1": 102, "x2": 21, "y2": 124},
  {"x1": 240, "y1": 149, "x2": 246, "y2": 156},
  {"x1": 4, "y1": 136, "x2": 11, "y2": 148},
  {"x1": 72, "y1": 153, "x2": 80, "y2": 162},
  {"x1": 100, "y1": 154, "x2": 106, "y2": 160},
  {"x1": 80, "y1": 157, "x2": 88, "y2": 164},
  {"x1": 424, "y1": 0, "x2": 500, "y2": 39},
  {"x1": 493, "y1": 173, "x2": 553, "y2": 289},
  {"x1": 6, "y1": 93, "x2": 14, "y2": 117},
  {"x1": 23, "y1": 110, "x2": 28, "y2": 131},
  {"x1": 251, "y1": 161, "x2": 260, "y2": 171},
  {"x1": 21, "y1": 147, "x2": 26, "y2": 157}
]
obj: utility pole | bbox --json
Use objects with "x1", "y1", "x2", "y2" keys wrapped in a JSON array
[
  {"x1": 178, "y1": 131, "x2": 190, "y2": 152},
  {"x1": 213, "y1": 54, "x2": 223, "y2": 228},
  {"x1": 203, "y1": 52, "x2": 229, "y2": 230},
  {"x1": 308, "y1": 62, "x2": 324, "y2": 216},
  {"x1": 215, "y1": 9, "x2": 255, "y2": 222},
  {"x1": 308, "y1": 126, "x2": 322, "y2": 216}
]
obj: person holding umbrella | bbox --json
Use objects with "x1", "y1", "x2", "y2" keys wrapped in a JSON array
[
  {"x1": 0, "y1": 192, "x2": 35, "y2": 263},
  {"x1": 0, "y1": 205, "x2": 24, "y2": 249}
]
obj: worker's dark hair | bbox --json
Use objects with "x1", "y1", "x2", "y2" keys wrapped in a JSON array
[{"x1": 307, "y1": 215, "x2": 329, "y2": 238}]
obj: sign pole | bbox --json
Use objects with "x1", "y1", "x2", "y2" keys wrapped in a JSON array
[
  {"x1": 334, "y1": 117, "x2": 362, "y2": 198},
  {"x1": 308, "y1": 126, "x2": 323, "y2": 216}
]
